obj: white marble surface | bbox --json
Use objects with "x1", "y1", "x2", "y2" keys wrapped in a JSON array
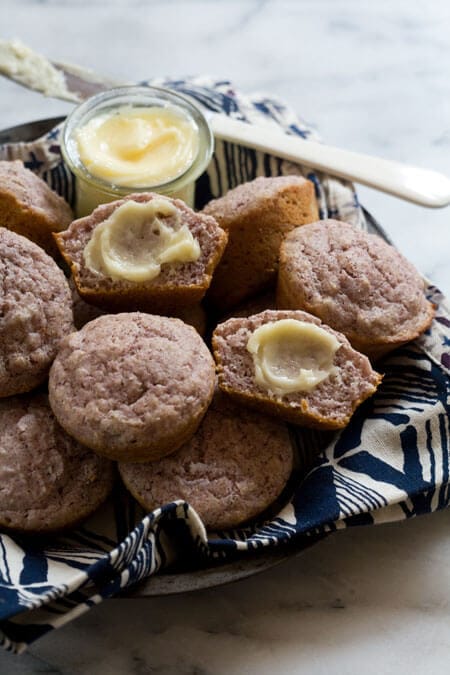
[{"x1": 1, "y1": 0, "x2": 450, "y2": 672}]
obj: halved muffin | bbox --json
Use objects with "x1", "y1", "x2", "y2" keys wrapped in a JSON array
[
  {"x1": 54, "y1": 192, "x2": 228, "y2": 314},
  {"x1": 212, "y1": 309, "x2": 382, "y2": 429}
]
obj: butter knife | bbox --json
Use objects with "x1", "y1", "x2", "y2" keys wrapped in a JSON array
[{"x1": 1, "y1": 40, "x2": 449, "y2": 208}]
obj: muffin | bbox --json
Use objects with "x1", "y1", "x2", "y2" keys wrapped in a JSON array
[
  {"x1": 54, "y1": 192, "x2": 228, "y2": 314},
  {"x1": 202, "y1": 175, "x2": 319, "y2": 311},
  {"x1": 48, "y1": 313, "x2": 216, "y2": 462},
  {"x1": 0, "y1": 160, "x2": 73, "y2": 257},
  {"x1": 0, "y1": 227, "x2": 74, "y2": 397},
  {"x1": 0, "y1": 393, "x2": 115, "y2": 533},
  {"x1": 277, "y1": 220, "x2": 435, "y2": 360},
  {"x1": 212, "y1": 309, "x2": 382, "y2": 429},
  {"x1": 119, "y1": 391, "x2": 294, "y2": 531}
]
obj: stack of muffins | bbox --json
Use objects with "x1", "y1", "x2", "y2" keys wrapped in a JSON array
[{"x1": 0, "y1": 161, "x2": 434, "y2": 533}]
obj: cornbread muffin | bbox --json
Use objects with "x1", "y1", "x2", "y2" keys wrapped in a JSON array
[
  {"x1": 119, "y1": 391, "x2": 294, "y2": 531},
  {"x1": 54, "y1": 192, "x2": 227, "y2": 314},
  {"x1": 0, "y1": 393, "x2": 114, "y2": 533},
  {"x1": 0, "y1": 227, "x2": 74, "y2": 397},
  {"x1": 0, "y1": 160, "x2": 73, "y2": 257},
  {"x1": 212, "y1": 309, "x2": 382, "y2": 429},
  {"x1": 49, "y1": 313, "x2": 216, "y2": 462},
  {"x1": 203, "y1": 175, "x2": 319, "y2": 311},
  {"x1": 277, "y1": 220, "x2": 435, "y2": 360}
]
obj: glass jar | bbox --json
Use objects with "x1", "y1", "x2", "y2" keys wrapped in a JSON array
[{"x1": 60, "y1": 85, "x2": 214, "y2": 217}]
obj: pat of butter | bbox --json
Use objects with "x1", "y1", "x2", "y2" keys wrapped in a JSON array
[
  {"x1": 247, "y1": 319, "x2": 340, "y2": 396},
  {"x1": 75, "y1": 105, "x2": 199, "y2": 187},
  {"x1": 83, "y1": 198, "x2": 201, "y2": 282},
  {"x1": 0, "y1": 39, "x2": 79, "y2": 102}
]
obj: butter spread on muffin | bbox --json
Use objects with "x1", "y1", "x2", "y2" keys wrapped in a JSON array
[
  {"x1": 213, "y1": 309, "x2": 382, "y2": 429},
  {"x1": 83, "y1": 197, "x2": 200, "y2": 282},
  {"x1": 247, "y1": 319, "x2": 340, "y2": 396},
  {"x1": 54, "y1": 192, "x2": 227, "y2": 314}
]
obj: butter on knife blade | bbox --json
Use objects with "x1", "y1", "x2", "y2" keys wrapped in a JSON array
[
  {"x1": 0, "y1": 39, "x2": 81, "y2": 101},
  {"x1": 0, "y1": 39, "x2": 119, "y2": 103}
]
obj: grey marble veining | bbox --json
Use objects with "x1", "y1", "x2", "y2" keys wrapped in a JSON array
[{"x1": 0, "y1": 1, "x2": 450, "y2": 673}]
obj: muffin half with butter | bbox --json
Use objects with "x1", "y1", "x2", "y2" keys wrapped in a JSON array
[
  {"x1": 54, "y1": 192, "x2": 228, "y2": 313},
  {"x1": 212, "y1": 309, "x2": 382, "y2": 429}
]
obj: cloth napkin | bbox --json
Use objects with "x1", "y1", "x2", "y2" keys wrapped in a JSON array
[{"x1": 0, "y1": 77, "x2": 449, "y2": 654}]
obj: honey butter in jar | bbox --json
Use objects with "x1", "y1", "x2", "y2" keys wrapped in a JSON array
[{"x1": 61, "y1": 86, "x2": 214, "y2": 217}]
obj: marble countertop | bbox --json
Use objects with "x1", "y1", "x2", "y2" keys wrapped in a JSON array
[{"x1": 1, "y1": 0, "x2": 449, "y2": 672}]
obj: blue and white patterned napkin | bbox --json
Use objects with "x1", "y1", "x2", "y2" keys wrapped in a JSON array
[{"x1": 0, "y1": 78, "x2": 449, "y2": 653}]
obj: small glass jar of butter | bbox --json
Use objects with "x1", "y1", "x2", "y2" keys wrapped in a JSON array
[{"x1": 61, "y1": 86, "x2": 214, "y2": 217}]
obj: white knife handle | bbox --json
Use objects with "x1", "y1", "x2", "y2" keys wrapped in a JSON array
[{"x1": 208, "y1": 113, "x2": 450, "y2": 209}]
